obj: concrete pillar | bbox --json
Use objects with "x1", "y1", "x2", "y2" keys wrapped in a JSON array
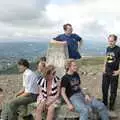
[{"x1": 46, "y1": 43, "x2": 69, "y2": 78}]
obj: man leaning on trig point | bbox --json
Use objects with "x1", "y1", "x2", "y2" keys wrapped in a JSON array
[{"x1": 51, "y1": 23, "x2": 82, "y2": 59}]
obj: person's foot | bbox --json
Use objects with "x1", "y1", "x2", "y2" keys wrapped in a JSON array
[{"x1": 108, "y1": 110, "x2": 118, "y2": 119}]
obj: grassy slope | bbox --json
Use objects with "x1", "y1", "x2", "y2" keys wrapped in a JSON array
[{"x1": 0, "y1": 57, "x2": 104, "y2": 75}]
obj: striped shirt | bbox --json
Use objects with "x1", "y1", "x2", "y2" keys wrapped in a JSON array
[{"x1": 37, "y1": 76, "x2": 60, "y2": 99}]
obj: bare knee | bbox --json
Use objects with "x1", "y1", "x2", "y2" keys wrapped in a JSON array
[
  {"x1": 48, "y1": 105, "x2": 55, "y2": 113},
  {"x1": 36, "y1": 103, "x2": 45, "y2": 113}
]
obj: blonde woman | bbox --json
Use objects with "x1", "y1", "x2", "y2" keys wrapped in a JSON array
[{"x1": 35, "y1": 65, "x2": 60, "y2": 120}]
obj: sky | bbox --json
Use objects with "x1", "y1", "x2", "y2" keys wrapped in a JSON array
[{"x1": 0, "y1": 0, "x2": 120, "y2": 42}]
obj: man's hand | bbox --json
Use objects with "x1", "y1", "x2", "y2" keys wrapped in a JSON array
[
  {"x1": 15, "y1": 88, "x2": 25, "y2": 97},
  {"x1": 18, "y1": 92, "x2": 30, "y2": 97},
  {"x1": 113, "y1": 70, "x2": 120, "y2": 76},
  {"x1": 62, "y1": 41, "x2": 67, "y2": 45},
  {"x1": 85, "y1": 95, "x2": 92, "y2": 103},
  {"x1": 68, "y1": 103, "x2": 74, "y2": 111},
  {"x1": 46, "y1": 101, "x2": 52, "y2": 108},
  {"x1": 15, "y1": 93, "x2": 21, "y2": 98},
  {"x1": 39, "y1": 100, "x2": 47, "y2": 111},
  {"x1": 103, "y1": 67, "x2": 106, "y2": 74}
]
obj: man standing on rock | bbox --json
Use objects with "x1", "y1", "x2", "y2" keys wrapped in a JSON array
[
  {"x1": 102, "y1": 34, "x2": 120, "y2": 111},
  {"x1": 51, "y1": 23, "x2": 82, "y2": 59},
  {"x1": 1, "y1": 59, "x2": 38, "y2": 120}
]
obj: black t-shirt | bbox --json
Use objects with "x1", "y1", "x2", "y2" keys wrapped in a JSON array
[
  {"x1": 61, "y1": 72, "x2": 81, "y2": 98},
  {"x1": 105, "y1": 45, "x2": 120, "y2": 75}
]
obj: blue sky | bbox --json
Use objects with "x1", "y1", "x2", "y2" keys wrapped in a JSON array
[{"x1": 0, "y1": 0, "x2": 120, "y2": 42}]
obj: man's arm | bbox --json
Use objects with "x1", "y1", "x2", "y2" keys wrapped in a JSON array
[
  {"x1": 103, "y1": 57, "x2": 107, "y2": 73},
  {"x1": 74, "y1": 34, "x2": 82, "y2": 47},
  {"x1": 113, "y1": 49, "x2": 120, "y2": 76},
  {"x1": 61, "y1": 87, "x2": 74, "y2": 111},
  {"x1": 19, "y1": 92, "x2": 31, "y2": 97},
  {"x1": 16, "y1": 88, "x2": 25, "y2": 97},
  {"x1": 16, "y1": 88, "x2": 31, "y2": 97},
  {"x1": 50, "y1": 39, "x2": 67, "y2": 45}
]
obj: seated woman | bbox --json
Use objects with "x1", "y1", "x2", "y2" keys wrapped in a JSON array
[{"x1": 35, "y1": 65, "x2": 60, "y2": 120}]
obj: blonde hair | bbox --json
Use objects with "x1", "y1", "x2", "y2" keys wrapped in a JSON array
[
  {"x1": 43, "y1": 65, "x2": 55, "y2": 79},
  {"x1": 65, "y1": 59, "x2": 76, "y2": 72}
]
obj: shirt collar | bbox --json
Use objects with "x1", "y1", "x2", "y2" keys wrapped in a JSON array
[{"x1": 23, "y1": 68, "x2": 30, "y2": 75}]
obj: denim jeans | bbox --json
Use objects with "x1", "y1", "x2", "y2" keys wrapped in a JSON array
[{"x1": 70, "y1": 92, "x2": 109, "y2": 120}]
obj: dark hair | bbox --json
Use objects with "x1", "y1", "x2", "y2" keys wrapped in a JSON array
[
  {"x1": 37, "y1": 56, "x2": 46, "y2": 65},
  {"x1": 40, "y1": 56, "x2": 46, "y2": 62},
  {"x1": 63, "y1": 23, "x2": 72, "y2": 31},
  {"x1": 108, "y1": 34, "x2": 117, "y2": 41},
  {"x1": 18, "y1": 59, "x2": 29, "y2": 68},
  {"x1": 0, "y1": 88, "x2": 3, "y2": 92}
]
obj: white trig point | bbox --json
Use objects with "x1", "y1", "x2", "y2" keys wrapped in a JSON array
[{"x1": 46, "y1": 43, "x2": 69, "y2": 78}]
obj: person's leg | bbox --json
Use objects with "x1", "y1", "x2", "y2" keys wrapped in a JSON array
[
  {"x1": 35, "y1": 101, "x2": 46, "y2": 120},
  {"x1": 70, "y1": 93, "x2": 89, "y2": 120},
  {"x1": 1, "y1": 103, "x2": 11, "y2": 120},
  {"x1": 91, "y1": 97, "x2": 109, "y2": 120},
  {"x1": 109, "y1": 75, "x2": 119, "y2": 110},
  {"x1": 46, "y1": 104, "x2": 55, "y2": 120},
  {"x1": 1, "y1": 94, "x2": 37, "y2": 120},
  {"x1": 102, "y1": 74, "x2": 110, "y2": 106}
]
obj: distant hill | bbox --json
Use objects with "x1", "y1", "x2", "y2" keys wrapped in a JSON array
[{"x1": 0, "y1": 57, "x2": 104, "y2": 75}]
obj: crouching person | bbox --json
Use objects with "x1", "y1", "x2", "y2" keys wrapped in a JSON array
[
  {"x1": 35, "y1": 65, "x2": 60, "y2": 120},
  {"x1": 61, "y1": 59, "x2": 109, "y2": 120},
  {"x1": 1, "y1": 59, "x2": 39, "y2": 120}
]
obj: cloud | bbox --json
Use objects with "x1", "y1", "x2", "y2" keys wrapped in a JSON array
[
  {"x1": 0, "y1": 0, "x2": 120, "y2": 41},
  {"x1": 0, "y1": 0, "x2": 59, "y2": 40},
  {"x1": 46, "y1": 0, "x2": 120, "y2": 40},
  {"x1": 80, "y1": 21, "x2": 107, "y2": 40},
  {"x1": 0, "y1": 0, "x2": 55, "y2": 27}
]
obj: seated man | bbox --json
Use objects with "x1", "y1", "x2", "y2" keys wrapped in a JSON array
[
  {"x1": 1, "y1": 59, "x2": 38, "y2": 120},
  {"x1": 61, "y1": 59, "x2": 109, "y2": 120},
  {"x1": 35, "y1": 56, "x2": 46, "y2": 78}
]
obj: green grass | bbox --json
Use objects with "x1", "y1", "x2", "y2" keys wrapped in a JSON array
[
  {"x1": 77, "y1": 57, "x2": 104, "y2": 66},
  {"x1": 0, "y1": 57, "x2": 104, "y2": 75},
  {"x1": 0, "y1": 62, "x2": 37, "y2": 75}
]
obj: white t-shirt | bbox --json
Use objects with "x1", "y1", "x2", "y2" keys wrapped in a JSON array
[{"x1": 23, "y1": 69, "x2": 38, "y2": 94}]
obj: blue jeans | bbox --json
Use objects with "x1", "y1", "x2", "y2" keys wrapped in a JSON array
[{"x1": 70, "y1": 93, "x2": 109, "y2": 120}]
